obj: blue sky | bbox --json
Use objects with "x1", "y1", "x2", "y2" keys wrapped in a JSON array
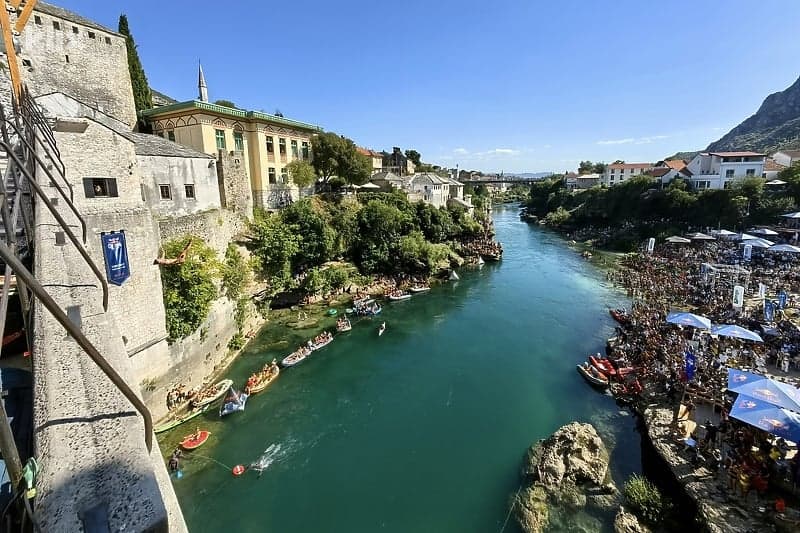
[{"x1": 57, "y1": 0, "x2": 800, "y2": 173}]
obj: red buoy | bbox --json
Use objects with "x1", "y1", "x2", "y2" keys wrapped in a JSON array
[{"x1": 232, "y1": 464, "x2": 246, "y2": 476}]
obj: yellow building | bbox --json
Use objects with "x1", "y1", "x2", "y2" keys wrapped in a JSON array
[{"x1": 141, "y1": 65, "x2": 321, "y2": 209}]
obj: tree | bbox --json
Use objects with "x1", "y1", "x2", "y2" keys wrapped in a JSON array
[
  {"x1": 249, "y1": 212, "x2": 301, "y2": 293},
  {"x1": 592, "y1": 162, "x2": 607, "y2": 174},
  {"x1": 286, "y1": 160, "x2": 316, "y2": 189},
  {"x1": 280, "y1": 200, "x2": 336, "y2": 268},
  {"x1": 310, "y1": 132, "x2": 372, "y2": 186},
  {"x1": 404, "y1": 149, "x2": 422, "y2": 166},
  {"x1": 214, "y1": 99, "x2": 237, "y2": 108},
  {"x1": 118, "y1": 15, "x2": 152, "y2": 114},
  {"x1": 578, "y1": 161, "x2": 594, "y2": 175}
]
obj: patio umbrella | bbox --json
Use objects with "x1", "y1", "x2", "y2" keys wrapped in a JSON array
[
  {"x1": 769, "y1": 244, "x2": 800, "y2": 253},
  {"x1": 751, "y1": 228, "x2": 779, "y2": 236},
  {"x1": 727, "y1": 369, "x2": 800, "y2": 412},
  {"x1": 736, "y1": 233, "x2": 757, "y2": 241},
  {"x1": 781, "y1": 212, "x2": 800, "y2": 219},
  {"x1": 711, "y1": 229, "x2": 737, "y2": 239},
  {"x1": 666, "y1": 311, "x2": 711, "y2": 329},
  {"x1": 711, "y1": 324, "x2": 763, "y2": 342},
  {"x1": 729, "y1": 394, "x2": 800, "y2": 443},
  {"x1": 686, "y1": 232, "x2": 715, "y2": 241},
  {"x1": 745, "y1": 238, "x2": 773, "y2": 249},
  {"x1": 359, "y1": 182, "x2": 381, "y2": 189},
  {"x1": 665, "y1": 236, "x2": 691, "y2": 244},
  {"x1": 766, "y1": 179, "x2": 787, "y2": 185}
]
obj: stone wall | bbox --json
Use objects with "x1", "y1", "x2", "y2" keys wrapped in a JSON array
[
  {"x1": 216, "y1": 150, "x2": 253, "y2": 215},
  {"x1": 17, "y1": 4, "x2": 137, "y2": 127},
  {"x1": 158, "y1": 208, "x2": 245, "y2": 256},
  {"x1": 139, "y1": 154, "x2": 221, "y2": 218}
]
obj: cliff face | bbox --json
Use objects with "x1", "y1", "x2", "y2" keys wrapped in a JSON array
[{"x1": 707, "y1": 75, "x2": 800, "y2": 153}]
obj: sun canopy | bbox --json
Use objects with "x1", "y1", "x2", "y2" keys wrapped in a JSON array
[
  {"x1": 666, "y1": 311, "x2": 711, "y2": 329},
  {"x1": 769, "y1": 244, "x2": 800, "y2": 253},
  {"x1": 665, "y1": 236, "x2": 691, "y2": 244},
  {"x1": 711, "y1": 324, "x2": 763, "y2": 342},
  {"x1": 736, "y1": 233, "x2": 757, "y2": 241},
  {"x1": 765, "y1": 180, "x2": 787, "y2": 185},
  {"x1": 687, "y1": 232, "x2": 715, "y2": 241},
  {"x1": 751, "y1": 228, "x2": 779, "y2": 236},
  {"x1": 782, "y1": 212, "x2": 800, "y2": 219},
  {"x1": 359, "y1": 182, "x2": 381, "y2": 189},
  {"x1": 711, "y1": 229, "x2": 737, "y2": 239},
  {"x1": 728, "y1": 369, "x2": 800, "y2": 412},
  {"x1": 730, "y1": 393, "x2": 800, "y2": 443},
  {"x1": 743, "y1": 238, "x2": 774, "y2": 248}
]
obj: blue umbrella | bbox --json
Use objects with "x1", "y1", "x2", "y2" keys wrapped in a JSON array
[
  {"x1": 727, "y1": 369, "x2": 800, "y2": 412},
  {"x1": 730, "y1": 394, "x2": 800, "y2": 443},
  {"x1": 666, "y1": 311, "x2": 711, "y2": 329},
  {"x1": 711, "y1": 324, "x2": 763, "y2": 342}
]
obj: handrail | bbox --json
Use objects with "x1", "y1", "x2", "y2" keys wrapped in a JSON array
[
  {"x1": 0, "y1": 241, "x2": 153, "y2": 451},
  {"x1": 19, "y1": 109, "x2": 68, "y2": 199}
]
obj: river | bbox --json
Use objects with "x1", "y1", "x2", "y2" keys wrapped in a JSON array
[{"x1": 163, "y1": 204, "x2": 641, "y2": 532}]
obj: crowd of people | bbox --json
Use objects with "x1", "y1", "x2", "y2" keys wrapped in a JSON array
[
  {"x1": 461, "y1": 237, "x2": 503, "y2": 260},
  {"x1": 245, "y1": 359, "x2": 279, "y2": 394},
  {"x1": 602, "y1": 235, "x2": 800, "y2": 519}
]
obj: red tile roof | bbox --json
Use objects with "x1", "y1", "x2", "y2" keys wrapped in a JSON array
[
  {"x1": 608, "y1": 162, "x2": 653, "y2": 170},
  {"x1": 764, "y1": 159, "x2": 787, "y2": 172},
  {"x1": 663, "y1": 159, "x2": 686, "y2": 170},
  {"x1": 651, "y1": 168, "x2": 671, "y2": 177},
  {"x1": 357, "y1": 147, "x2": 381, "y2": 157},
  {"x1": 708, "y1": 151, "x2": 765, "y2": 157}
]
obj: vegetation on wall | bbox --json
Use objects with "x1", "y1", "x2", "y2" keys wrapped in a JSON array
[
  {"x1": 159, "y1": 237, "x2": 219, "y2": 341},
  {"x1": 221, "y1": 243, "x2": 250, "y2": 300},
  {"x1": 118, "y1": 15, "x2": 152, "y2": 114},
  {"x1": 213, "y1": 99, "x2": 237, "y2": 109}
]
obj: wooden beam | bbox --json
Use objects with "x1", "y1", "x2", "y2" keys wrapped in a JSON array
[
  {"x1": 14, "y1": 0, "x2": 38, "y2": 34},
  {"x1": 0, "y1": 5, "x2": 22, "y2": 105},
  {"x1": 8, "y1": 1, "x2": 22, "y2": 9}
]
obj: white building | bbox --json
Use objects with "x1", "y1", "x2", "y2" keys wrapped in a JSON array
[
  {"x1": 772, "y1": 150, "x2": 800, "y2": 168},
  {"x1": 685, "y1": 151, "x2": 765, "y2": 190},
  {"x1": 763, "y1": 158, "x2": 787, "y2": 180},
  {"x1": 370, "y1": 172, "x2": 471, "y2": 211},
  {"x1": 651, "y1": 159, "x2": 691, "y2": 186},
  {"x1": 601, "y1": 163, "x2": 653, "y2": 187}
]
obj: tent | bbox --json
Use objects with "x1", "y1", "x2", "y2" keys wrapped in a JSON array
[
  {"x1": 729, "y1": 393, "x2": 800, "y2": 443},
  {"x1": 665, "y1": 236, "x2": 691, "y2": 244},
  {"x1": 666, "y1": 311, "x2": 711, "y2": 329},
  {"x1": 686, "y1": 232, "x2": 715, "y2": 241},
  {"x1": 727, "y1": 369, "x2": 800, "y2": 412},
  {"x1": 751, "y1": 228, "x2": 779, "y2": 236},
  {"x1": 711, "y1": 324, "x2": 763, "y2": 342},
  {"x1": 769, "y1": 244, "x2": 800, "y2": 253}
]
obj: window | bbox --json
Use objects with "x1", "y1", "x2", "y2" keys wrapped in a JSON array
[
  {"x1": 72, "y1": 26, "x2": 78, "y2": 34},
  {"x1": 88, "y1": 31, "x2": 95, "y2": 39},
  {"x1": 725, "y1": 169, "x2": 735, "y2": 178},
  {"x1": 266, "y1": 136, "x2": 274, "y2": 153},
  {"x1": 52, "y1": 21, "x2": 60, "y2": 30},
  {"x1": 233, "y1": 131, "x2": 244, "y2": 151},
  {"x1": 34, "y1": 16, "x2": 41, "y2": 25},
  {"x1": 184, "y1": 184, "x2": 196, "y2": 199},
  {"x1": 302, "y1": 141, "x2": 309, "y2": 159},
  {"x1": 291, "y1": 140, "x2": 298, "y2": 158},
  {"x1": 83, "y1": 177, "x2": 118, "y2": 198},
  {"x1": 268, "y1": 167, "x2": 276, "y2": 184},
  {"x1": 281, "y1": 168, "x2": 288, "y2": 182},
  {"x1": 167, "y1": 130, "x2": 176, "y2": 142},
  {"x1": 215, "y1": 129, "x2": 226, "y2": 150},
  {"x1": 745, "y1": 168, "x2": 755, "y2": 176},
  {"x1": 65, "y1": 55, "x2": 69, "y2": 63},
  {"x1": 696, "y1": 180, "x2": 711, "y2": 190},
  {"x1": 105, "y1": 37, "x2": 111, "y2": 44},
  {"x1": 140, "y1": 183, "x2": 147, "y2": 202},
  {"x1": 279, "y1": 138, "x2": 286, "y2": 155},
  {"x1": 159, "y1": 184, "x2": 172, "y2": 200}
]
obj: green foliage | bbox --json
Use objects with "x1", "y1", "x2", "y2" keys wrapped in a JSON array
[
  {"x1": 118, "y1": 15, "x2": 152, "y2": 114},
  {"x1": 310, "y1": 132, "x2": 372, "y2": 185},
  {"x1": 397, "y1": 231, "x2": 451, "y2": 275},
  {"x1": 249, "y1": 211, "x2": 301, "y2": 292},
  {"x1": 159, "y1": 237, "x2": 219, "y2": 341},
  {"x1": 227, "y1": 333, "x2": 245, "y2": 351},
  {"x1": 353, "y1": 200, "x2": 413, "y2": 273},
  {"x1": 286, "y1": 159, "x2": 316, "y2": 189},
  {"x1": 280, "y1": 200, "x2": 336, "y2": 268},
  {"x1": 222, "y1": 244, "x2": 250, "y2": 300},
  {"x1": 323, "y1": 265, "x2": 351, "y2": 289},
  {"x1": 624, "y1": 475, "x2": 668, "y2": 524},
  {"x1": 544, "y1": 206, "x2": 571, "y2": 225},
  {"x1": 404, "y1": 149, "x2": 422, "y2": 166},
  {"x1": 213, "y1": 99, "x2": 237, "y2": 108}
]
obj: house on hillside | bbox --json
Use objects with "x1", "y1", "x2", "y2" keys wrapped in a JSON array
[
  {"x1": 763, "y1": 158, "x2": 788, "y2": 180},
  {"x1": 357, "y1": 147, "x2": 384, "y2": 174},
  {"x1": 370, "y1": 172, "x2": 472, "y2": 212},
  {"x1": 772, "y1": 150, "x2": 800, "y2": 168},
  {"x1": 601, "y1": 163, "x2": 654, "y2": 187},
  {"x1": 381, "y1": 147, "x2": 416, "y2": 175},
  {"x1": 684, "y1": 151, "x2": 765, "y2": 189},
  {"x1": 652, "y1": 159, "x2": 692, "y2": 186}
]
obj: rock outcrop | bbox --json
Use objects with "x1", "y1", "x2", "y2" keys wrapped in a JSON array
[
  {"x1": 614, "y1": 506, "x2": 651, "y2": 533},
  {"x1": 514, "y1": 422, "x2": 616, "y2": 532}
]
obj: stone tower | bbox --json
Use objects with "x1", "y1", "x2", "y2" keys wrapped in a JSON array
[{"x1": 198, "y1": 62, "x2": 208, "y2": 102}]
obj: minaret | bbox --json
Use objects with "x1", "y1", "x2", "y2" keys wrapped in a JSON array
[{"x1": 198, "y1": 62, "x2": 208, "y2": 102}]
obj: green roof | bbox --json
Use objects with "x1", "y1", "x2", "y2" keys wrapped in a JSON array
[{"x1": 141, "y1": 100, "x2": 322, "y2": 132}]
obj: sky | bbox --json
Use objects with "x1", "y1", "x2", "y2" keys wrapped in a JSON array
[{"x1": 55, "y1": 0, "x2": 800, "y2": 173}]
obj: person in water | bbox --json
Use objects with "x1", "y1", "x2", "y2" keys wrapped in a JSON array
[{"x1": 168, "y1": 449, "x2": 182, "y2": 473}]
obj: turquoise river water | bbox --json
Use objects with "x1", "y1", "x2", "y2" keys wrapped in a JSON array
[{"x1": 163, "y1": 204, "x2": 642, "y2": 532}]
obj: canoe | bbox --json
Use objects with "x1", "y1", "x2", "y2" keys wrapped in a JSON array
[
  {"x1": 180, "y1": 430, "x2": 211, "y2": 450},
  {"x1": 246, "y1": 366, "x2": 280, "y2": 395},
  {"x1": 409, "y1": 286, "x2": 430, "y2": 293},
  {"x1": 388, "y1": 293, "x2": 411, "y2": 301},
  {"x1": 378, "y1": 325, "x2": 386, "y2": 337},
  {"x1": 191, "y1": 379, "x2": 234, "y2": 409},
  {"x1": 477, "y1": 256, "x2": 485, "y2": 266},
  {"x1": 220, "y1": 391, "x2": 248, "y2": 417},
  {"x1": 282, "y1": 349, "x2": 308, "y2": 367},
  {"x1": 589, "y1": 355, "x2": 617, "y2": 377},
  {"x1": 449, "y1": 271, "x2": 460, "y2": 281},
  {"x1": 576, "y1": 363, "x2": 609, "y2": 389},
  {"x1": 154, "y1": 404, "x2": 210, "y2": 434},
  {"x1": 311, "y1": 336, "x2": 334, "y2": 351}
]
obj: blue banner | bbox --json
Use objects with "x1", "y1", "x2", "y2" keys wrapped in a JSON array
[
  {"x1": 765, "y1": 300, "x2": 775, "y2": 322},
  {"x1": 685, "y1": 349, "x2": 696, "y2": 381},
  {"x1": 778, "y1": 290, "x2": 787, "y2": 309},
  {"x1": 101, "y1": 231, "x2": 131, "y2": 286}
]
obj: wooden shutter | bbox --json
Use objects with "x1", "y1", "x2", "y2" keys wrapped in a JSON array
[{"x1": 107, "y1": 178, "x2": 119, "y2": 197}]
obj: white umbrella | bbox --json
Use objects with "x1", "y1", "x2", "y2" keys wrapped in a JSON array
[
  {"x1": 751, "y1": 228, "x2": 779, "y2": 236},
  {"x1": 737, "y1": 233, "x2": 757, "y2": 241},
  {"x1": 666, "y1": 311, "x2": 711, "y2": 329},
  {"x1": 769, "y1": 244, "x2": 800, "y2": 253},
  {"x1": 346, "y1": 183, "x2": 361, "y2": 189},
  {"x1": 782, "y1": 212, "x2": 800, "y2": 219},
  {"x1": 359, "y1": 182, "x2": 381, "y2": 189},
  {"x1": 687, "y1": 232, "x2": 715, "y2": 241},
  {"x1": 711, "y1": 229, "x2": 737, "y2": 238},
  {"x1": 711, "y1": 324, "x2": 763, "y2": 342},
  {"x1": 766, "y1": 179, "x2": 787, "y2": 185},
  {"x1": 744, "y1": 238, "x2": 774, "y2": 248},
  {"x1": 665, "y1": 236, "x2": 691, "y2": 244}
]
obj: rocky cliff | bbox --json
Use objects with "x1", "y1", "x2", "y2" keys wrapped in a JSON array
[{"x1": 707, "y1": 75, "x2": 800, "y2": 153}]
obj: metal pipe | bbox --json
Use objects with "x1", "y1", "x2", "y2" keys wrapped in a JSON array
[{"x1": 0, "y1": 241, "x2": 153, "y2": 451}]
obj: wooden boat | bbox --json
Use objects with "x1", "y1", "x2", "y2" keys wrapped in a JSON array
[
  {"x1": 180, "y1": 430, "x2": 211, "y2": 450},
  {"x1": 191, "y1": 379, "x2": 234, "y2": 409},
  {"x1": 409, "y1": 286, "x2": 430, "y2": 293},
  {"x1": 388, "y1": 292, "x2": 411, "y2": 301},
  {"x1": 246, "y1": 365, "x2": 280, "y2": 395},
  {"x1": 154, "y1": 404, "x2": 210, "y2": 434},
  {"x1": 609, "y1": 309, "x2": 629, "y2": 324},
  {"x1": 282, "y1": 349, "x2": 308, "y2": 367},
  {"x1": 576, "y1": 363, "x2": 609, "y2": 389},
  {"x1": 220, "y1": 390, "x2": 248, "y2": 417}
]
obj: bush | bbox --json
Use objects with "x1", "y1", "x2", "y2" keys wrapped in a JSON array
[
  {"x1": 624, "y1": 474, "x2": 668, "y2": 524},
  {"x1": 222, "y1": 244, "x2": 250, "y2": 300}
]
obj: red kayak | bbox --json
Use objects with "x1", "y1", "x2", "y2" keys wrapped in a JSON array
[
  {"x1": 609, "y1": 309, "x2": 629, "y2": 324},
  {"x1": 589, "y1": 355, "x2": 617, "y2": 377},
  {"x1": 180, "y1": 430, "x2": 211, "y2": 450}
]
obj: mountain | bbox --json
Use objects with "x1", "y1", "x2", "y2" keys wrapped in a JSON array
[{"x1": 707, "y1": 75, "x2": 800, "y2": 153}]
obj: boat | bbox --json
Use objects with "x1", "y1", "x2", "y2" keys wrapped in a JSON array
[
  {"x1": 589, "y1": 355, "x2": 617, "y2": 377},
  {"x1": 311, "y1": 335, "x2": 334, "y2": 351},
  {"x1": 378, "y1": 322, "x2": 386, "y2": 336},
  {"x1": 191, "y1": 379, "x2": 234, "y2": 409},
  {"x1": 220, "y1": 389, "x2": 249, "y2": 417},
  {"x1": 388, "y1": 292, "x2": 411, "y2": 301},
  {"x1": 409, "y1": 286, "x2": 430, "y2": 293},
  {"x1": 576, "y1": 362, "x2": 609, "y2": 388},
  {"x1": 477, "y1": 256, "x2": 485, "y2": 266},
  {"x1": 609, "y1": 309, "x2": 629, "y2": 324},
  {"x1": 481, "y1": 253, "x2": 501, "y2": 262},
  {"x1": 336, "y1": 318, "x2": 352, "y2": 332},
  {"x1": 180, "y1": 430, "x2": 211, "y2": 450},
  {"x1": 282, "y1": 348, "x2": 309, "y2": 367},
  {"x1": 154, "y1": 404, "x2": 210, "y2": 434},
  {"x1": 449, "y1": 270, "x2": 460, "y2": 281},
  {"x1": 327, "y1": 308, "x2": 338, "y2": 316},
  {"x1": 353, "y1": 297, "x2": 374, "y2": 307},
  {"x1": 245, "y1": 363, "x2": 280, "y2": 394}
]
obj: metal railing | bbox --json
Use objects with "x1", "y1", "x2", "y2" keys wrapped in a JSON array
[{"x1": 0, "y1": 90, "x2": 153, "y2": 483}]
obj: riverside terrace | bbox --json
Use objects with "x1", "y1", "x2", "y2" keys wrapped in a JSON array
[{"x1": 602, "y1": 238, "x2": 800, "y2": 530}]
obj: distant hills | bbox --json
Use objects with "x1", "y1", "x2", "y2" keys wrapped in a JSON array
[
  {"x1": 504, "y1": 172, "x2": 553, "y2": 180},
  {"x1": 706, "y1": 75, "x2": 800, "y2": 153}
]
